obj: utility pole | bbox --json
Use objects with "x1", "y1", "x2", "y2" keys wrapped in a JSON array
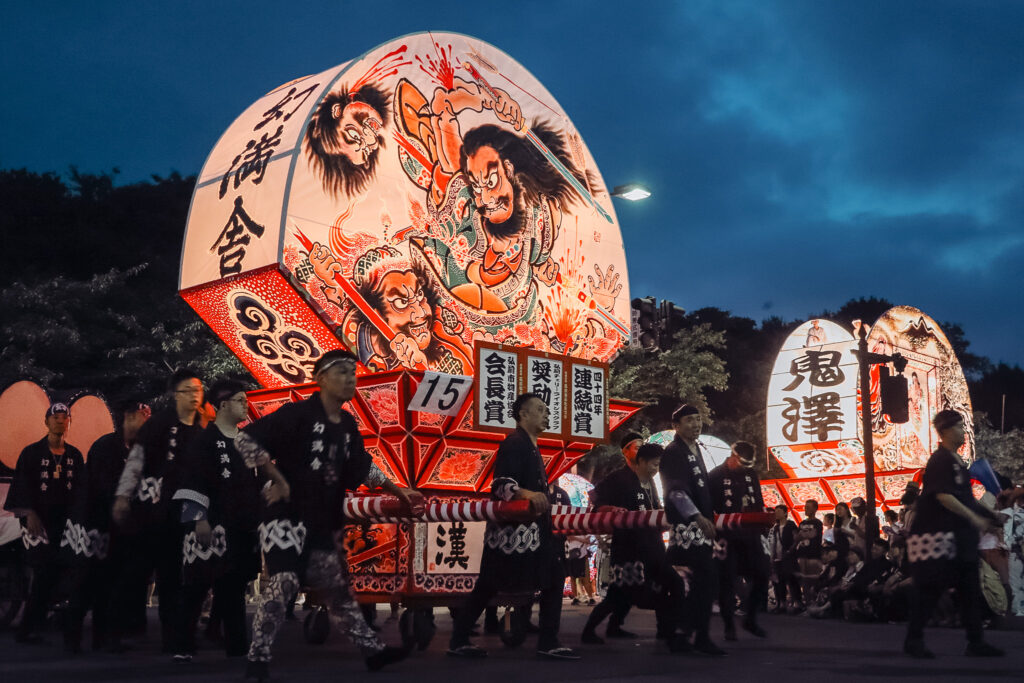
[{"x1": 853, "y1": 322, "x2": 908, "y2": 558}]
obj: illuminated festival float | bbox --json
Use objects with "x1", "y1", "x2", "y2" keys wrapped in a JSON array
[
  {"x1": 760, "y1": 307, "x2": 976, "y2": 520},
  {"x1": 178, "y1": 32, "x2": 642, "y2": 602}
]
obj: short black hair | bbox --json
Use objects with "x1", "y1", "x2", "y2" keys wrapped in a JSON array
[
  {"x1": 732, "y1": 441, "x2": 755, "y2": 462},
  {"x1": 805, "y1": 499, "x2": 819, "y2": 508},
  {"x1": 313, "y1": 349, "x2": 357, "y2": 375},
  {"x1": 635, "y1": 443, "x2": 664, "y2": 462},
  {"x1": 671, "y1": 404, "x2": 699, "y2": 423},
  {"x1": 774, "y1": 504, "x2": 788, "y2": 513},
  {"x1": 933, "y1": 409, "x2": 964, "y2": 432},
  {"x1": 512, "y1": 392, "x2": 543, "y2": 422},
  {"x1": 620, "y1": 431, "x2": 643, "y2": 448},
  {"x1": 209, "y1": 379, "x2": 247, "y2": 410},
  {"x1": 168, "y1": 368, "x2": 201, "y2": 393}
]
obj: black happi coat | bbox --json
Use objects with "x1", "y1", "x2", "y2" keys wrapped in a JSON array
[
  {"x1": 4, "y1": 437, "x2": 84, "y2": 561},
  {"x1": 591, "y1": 465, "x2": 666, "y2": 594},
  {"x1": 131, "y1": 409, "x2": 203, "y2": 527},
  {"x1": 479, "y1": 427, "x2": 558, "y2": 592},
  {"x1": 175, "y1": 424, "x2": 262, "y2": 584},
  {"x1": 239, "y1": 394, "x2": 372, "y2": 575},
  {"x1": 708, "y1": 464, "x2": 764, "y2": 514},
  {"x1": 709, "y1": 462, "x2": 767, "y2": 562},
  {"x1": 907, "y1": 446, "x2": 995, "y2": 585},
  {"x1": 660, "y1": 434, "x2": 713, "y2": 564},
  {"x1": 62, "y1": 432, "x2": 130, "y2": 563},
  {"x1": 549, "y1": 484, "x2": 572, "y2": 578}
]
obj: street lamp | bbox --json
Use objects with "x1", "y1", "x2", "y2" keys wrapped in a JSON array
[{"x1": 611, "y1": 183, "x2": 652, "y2": 201}]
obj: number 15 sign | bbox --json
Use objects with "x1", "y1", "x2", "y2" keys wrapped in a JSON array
[{"x1": 407, "y1": 371, "x2": 473, "y2": 416}]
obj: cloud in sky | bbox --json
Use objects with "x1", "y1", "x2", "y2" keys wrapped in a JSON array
[{"x1": 2, "y1": 0, "x2": 1022, "y2": 364}]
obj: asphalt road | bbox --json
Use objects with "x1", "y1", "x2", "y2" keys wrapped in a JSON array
[{"x1": 2, "y1": 602, "x2": 1022, "y2": 682}]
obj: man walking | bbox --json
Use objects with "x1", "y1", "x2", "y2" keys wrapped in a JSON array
[{"x1": 447, "y1": 393, "x2": 578, "y2": 660}]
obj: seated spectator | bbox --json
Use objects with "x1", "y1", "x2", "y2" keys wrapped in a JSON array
[
  {"x1": 875, "y1": 540, "x2": 913, "y2": 622},
  {"x1": 808, "y1": 546, "x2": 865, "y2": 619},
  {"x1": 882, "y1": 509, "x2": 902, "y2": 540},
  {"x1": 810, "y1": 543, "x2": 845, "y2": 598}
]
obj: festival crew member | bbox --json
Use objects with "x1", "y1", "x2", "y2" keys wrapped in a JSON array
[
  {"x1": 112, "y1": 369, "x2": 206, "y2": 653},
  {"x1": 233, "y1": 349, "x2": 417, "y2": 680},
  {"x1": 170, "y1": 380, "x2": 261, "y2": 661},
  {"x1": 594, "y1": 431, "x2": 644, "y2": 639},
  {"x1": 62, "y1": 400, "x2": 151, "y2": 653},
  {"x1": 767, "y1": 505, "x2": 800, "y2": 613},
  {"x1": 904, "y1": 409, "x2": 1007, "y2": 659},
  {"x1": 660, "y1": 404, "x2": 726, "y2": 657},
  {"x1": 708, "y1": 441, "x2": 769, "y2": 640},
  {"x1": 581, "y1": 443, "x2": 690, "y2": 651},
  {"x1": 447, "y1": 393, "x2": 579, "y2": 660},
  {"x1": 4, "y1": 402, "x2": 84, "y2": 644}
]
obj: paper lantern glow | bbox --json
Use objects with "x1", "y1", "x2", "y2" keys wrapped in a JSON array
[{"x1": 180, "y1": 33, "x2": 630, "y2": 388}]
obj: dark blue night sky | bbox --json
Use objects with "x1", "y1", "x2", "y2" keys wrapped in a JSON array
[{"x1": 3, "y1": 1, "x2": 1022, "y2": 365}]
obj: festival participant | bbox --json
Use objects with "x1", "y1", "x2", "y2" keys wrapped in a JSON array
[
  {"x1": 767, "y1": 504, "x2": 800, "y2": 613},
  {"x1": 581, "y1": 443, "x2": 689, "y2": 651},
  {"x1": 112, "y1": 369, "x2": 206, "y2": 653},
  {"x1": 619, "y1": 432, "x2": 643, "y2": 467},
  {"x1": 233, "y1": 349, "x2": 416, "y2": 680},
  {"x1": 793, "y1": 499, "x2": 823, "y2": 603},
  {"x1": 904, "y1": 409, "x2": 1007, "y2": 659},
  {"x1": 708, "y1": 441, "x2": 769, "y2": 640},
  {"x1": 4, "y1": 402, "x2": 84, "y2": 644},
  {"x1": 660, "y1": 404, "x2": 725, "y2": 656},
  {"x1": 63, "y1": 400, "x2": 151, "y2": 653},
  {"x1": 170, "y1": 380, "x2": 261, "y2": 661},
  {"x1": 447, "y1": 393, "x2": 579, "y2": 661}
]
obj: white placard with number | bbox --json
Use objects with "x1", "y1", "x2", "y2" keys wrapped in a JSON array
[{"x1": 408, "y1": 371, "x2": 473, "y2": 416}]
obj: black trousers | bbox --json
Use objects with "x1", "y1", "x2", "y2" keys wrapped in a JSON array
[
  {"x1": 584, "y1": 567, "x2": 685, "y2": 639},
  {"x1": 18, "y1": 556, "x2": 64, "y2": 639},
  {"x1": 908, "y1": 560, "x2": 983, "y2": 644},
  {"x1": 772, "y1": 559, "x2": 802, "y2": 606},
  {"x1": 718, "y1": 535, "x2": 769, "y2": 627},
  {"x1": 65, "y1": 558, "x2": 118, "y2": 648},
  {"x1": 113, "y1": 524, "x2": 184, "y2": 649},
  {"x1": 176, "y1": 569, "x2": 249, "y2": 656},
  {"x1": 676, "y1": 547, "x2": 716, "y2": 640},
  {"x1": 450, "y1": 572, "x2": 563, "y2": 651},
  {"x1": 582, "y1": 584, "x2": 635, "y2": 635}
]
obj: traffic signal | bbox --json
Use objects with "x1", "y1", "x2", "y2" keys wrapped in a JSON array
[
  {"x1": 659, "y1": 300, "x2": 686, "y2": 349},
  {"x1": 879, "y1": 365, "x2": 909, "y2": 424},
  {"x1": 631, "y1": 297, "x2": 659, "y2": 350}
]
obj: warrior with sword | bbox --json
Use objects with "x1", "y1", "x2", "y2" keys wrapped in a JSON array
[{"x1": 392, "y1": 67, "x2": 606, "y2": 326}]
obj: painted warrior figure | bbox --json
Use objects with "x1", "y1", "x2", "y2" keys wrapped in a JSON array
[{"x1": 394, "y1": 75, "x2": 593, "y2": 327}]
